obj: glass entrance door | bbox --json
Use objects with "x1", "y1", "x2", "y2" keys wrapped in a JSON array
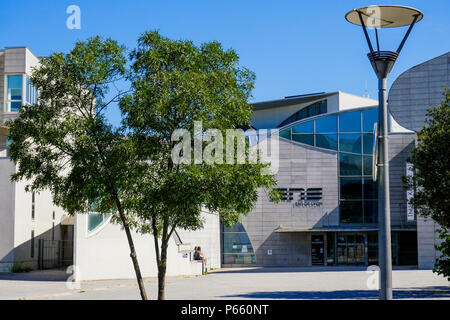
[
  {"x1": 336, "y1": 233, "x2": 365, "y2": 265},
  {"x1": 311, "y1": 235, "x2": 325, "y2": 265}
]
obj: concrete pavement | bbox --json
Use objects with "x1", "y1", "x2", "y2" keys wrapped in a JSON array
[{"x1": 0, "y1": 267, "x2": 448, "y2": 300}]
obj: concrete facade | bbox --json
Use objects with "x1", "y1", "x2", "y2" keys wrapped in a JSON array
[
  {"x1": 389, "y1": 52, "x2": 450, "y2": 132},
  {"x1": 241, "y1": 137, "x2": 339, "y2": 266},
  {"x1": 224, "y1": 51, "x2": 449, "y2": 268},
  {"x1": 389, "y1": 52, "x2": 449, "y2": 268},
  {"x1": 0, "y1": 47, "x2": 69, "y2": 272}
]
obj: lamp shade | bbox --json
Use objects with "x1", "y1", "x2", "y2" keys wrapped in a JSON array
[{"x1": 345, "y1": 5, "x2": 423, "y2": 28}]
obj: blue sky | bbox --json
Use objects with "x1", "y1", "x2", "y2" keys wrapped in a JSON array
[{"x1": 1, "y1": 1, "x2": 448, "y2": 126}]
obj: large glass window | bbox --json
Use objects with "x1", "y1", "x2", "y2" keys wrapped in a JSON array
[
  {"x1": 364, "y1": 200, "x2": 378, "y2": 223},
  {"x1": 315, "y1": 114, "x2": 337, "y2": 133},
  {"x1": 274, "y1": 107, "x2": 379, "y2": 225},
  {"x1": 339, "y1": 111, "x2": 361, "y2": 132},
  {"x1": 363, "y1": 156, "x2": 373, "y2": 176},
  {"x1": 279, "y1": 129, "x2": 290, "y2": 140},
  {"x1": 222, "y1": 222, "x2": 255, "y2": 265},
  {"x1": 278, "y1": 100, "x2": 327, "y2": 128},
  {"x1": 340, "y1": 178, "x2": 362, "y2": 199},
  {"x1": 339, "y1": 153, "x2": 362, "y2": 176},
  {"x1": 88, "y1": 214, "x2": 110, "y2": 233},
  {"x1": 363, "y1": 178, "x2": 377, "y2": 200},
  {"x1": 340, "y1": 200, "x2": 363, "y2": 223},
  {"x1": 339, "y1": 134, "x2": 362, "y2": 154},
  {"x1": 362, "y1": 133, "x2": 374, "y2": 155},
  {"x1": 292, "y1": 121, "x2": 314, "y2": 134},
  {"x1": 292, "y1": 134, "x2": 314, "y2": 146},
  {"x1": 316, "y1": 134, "x2": 338, "y2": 150},
  {"x1": 362, "y1": 109, "x2": 378, "y2": 132},
  {"x1": 8, "y1": 75, "x2": 22, "y2": 100},
  {"x1": 7, "y1": 75, "x2": 23, "y2": 112}
]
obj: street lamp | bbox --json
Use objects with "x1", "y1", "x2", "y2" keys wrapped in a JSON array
[{"x1": 345, "y1": 5, "x2": 423, "y2": 300}]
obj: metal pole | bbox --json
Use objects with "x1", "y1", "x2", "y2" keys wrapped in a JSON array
[{"x1": 377, "y1": 77, "x2": 392, "y2": 300}]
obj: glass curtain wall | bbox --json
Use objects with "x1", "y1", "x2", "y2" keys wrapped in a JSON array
[
  {"x1": 278, "y1": 107, "x2": 378, "y2": 224},
  {"x1": 222, "y1": 223, "x2": 256, "y2": 264}
]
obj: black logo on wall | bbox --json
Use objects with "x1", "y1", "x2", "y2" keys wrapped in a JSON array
[{"x1": 274, "y1": 188, "x2": 323, "y2": 207}]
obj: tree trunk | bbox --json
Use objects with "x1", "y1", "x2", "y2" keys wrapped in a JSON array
[
  {"x1": 158, "y1": 238, "x2": 169, "y2": 300},
  {"x1": 116, "y1": 200, "x2": 148, "y2": 300}
]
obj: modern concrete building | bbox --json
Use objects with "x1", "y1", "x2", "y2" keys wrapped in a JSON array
[
  {"x1": 221, "y1": 53, "x2": 449, "y2": 268},
  {"x1": 1, "y1": 45, "x2": 447, "y2": 277},
  {"x1": 0, "y1": 47, "x2": 72, "y2": 273},
  {"x1": 0, "y1": 47, "x2": 221, "y2": 278},
  {"x1": 389, "y1": 52, "x2": 450, "y2": 268}
]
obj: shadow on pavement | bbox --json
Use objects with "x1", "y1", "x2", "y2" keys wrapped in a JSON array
[
  {"x1": 221, "y1": 286, "x2": 450, "y2": 299},
  {"x1": 211, "y1": 266, "x2": 417, "y2": 274},
  {"x1": 0, "y1": 270, "x2": 69, "y2": 282}
]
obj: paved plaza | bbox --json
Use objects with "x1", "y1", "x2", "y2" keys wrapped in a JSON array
[{"x1": 0, "y1": 267, "x2": 448, "y2": 300}]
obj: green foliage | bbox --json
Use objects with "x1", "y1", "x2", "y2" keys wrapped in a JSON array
[
  {"x1": 10, "y1": 262, "x2": 32, "y2": 273},
  {"x1": 406, "y1": 86, "x2": 450, "y2": 230},
  {"x1": 120, "y1": 31, "x2": 279, "y2": 299},
  {"x1": 434, "y1": 232, "x2": 450, "y2": 281},
  {"x1": 406, "y1": 86, "x2": 450, "y2": 279},
  {"x1": 7, "y1": 37, "x2": 150, "y2": 299},
  {"x1": 7, "y1": 36, "x2": 130, "y2": 220},
  {"x1": 121, "y1": 31, "x2": 278, "y2": 233}
]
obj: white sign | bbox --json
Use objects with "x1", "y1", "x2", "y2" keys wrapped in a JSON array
[
  {"x1": 267, "y1": 249, "x2": 272, "y2": 255},
  {"x1": 406, "y1": 163, "x2": 415, "y2": 221}
]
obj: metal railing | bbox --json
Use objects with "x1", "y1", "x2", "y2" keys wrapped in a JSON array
[{"x1": 37, "y1": 239, "x2": 74, "y2": 270}]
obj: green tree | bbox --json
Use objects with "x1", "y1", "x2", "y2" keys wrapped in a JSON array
[
  {"x1": 120, "y1": 31, "x2": 279, "y2": 300},
  {"x1": 406, "y1": 86, "x2": 450, "y2": 280},
  {"x1": 7, "y1": 37, "x2": 149, "y2": 299}
]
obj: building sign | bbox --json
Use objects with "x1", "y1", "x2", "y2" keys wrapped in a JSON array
[
  {"x1": 274, "y1": 188, "x2": 323, "y2": 207},
  {"x1": 406, "y1": 163, "x2": 415, "y2": 221}
]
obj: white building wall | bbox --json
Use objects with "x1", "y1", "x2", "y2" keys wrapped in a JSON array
[
  {"x1": 11, "y1": 177, "x2": 67, "y2": 268},
  {"x1": 337, "y1": 91, "x2": 378, "y2": 112},
  {"x1": 74, "y1": 211, "x2": 220, "y2": 281},
  {"x1": 0, "y1": 158, "x2": 16, "y2": 272},
  {"x1": 176, "y1": 211, "x2": 221, "y2": 270}
]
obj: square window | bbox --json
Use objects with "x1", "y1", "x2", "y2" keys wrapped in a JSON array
[
  {"x1": 362, "y1": 109, "x2": 378, "y2": 132},
  {"x1": 292, "y1": 134, "x2": 314, "y2": 146},
  {"x1": 315, "y1": 115, "x2": 337, "y2": 133},
  {"x1": 340, "y1": 200, "x2": 363, "y2": 224},
  {"x1": 339, "y1": 111, "x2": 361, "y2": 133},
  {"x1": 339, "y1": 153, "x2": 362, "y2": 176},
  {"x1": 292, "y1": 121, "x2": 314, "y2": 134},
  {"x1": 340, "y1": 177, "x2": 362, "y2": 199},
  {"x1": 316, "y1": 134, "x2": 338, "y2": 150},
  {"x1": 339, "y1": 134, "x2": 362, "y2": 154}
]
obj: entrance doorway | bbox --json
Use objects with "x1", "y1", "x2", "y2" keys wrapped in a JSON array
[
  {"x1": 311, "y1": 235, "x2": 324, "y2": 265},
  {"x1": 336, "y1": 233, "x2": 365, "y2": 265}
]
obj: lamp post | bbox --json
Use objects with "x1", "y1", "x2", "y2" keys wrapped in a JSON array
[{"x1": 345, "y1": 5, "x2": 423, "y2": 300}]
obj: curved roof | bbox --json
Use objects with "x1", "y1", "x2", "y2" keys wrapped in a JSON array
[{"x1": 388, "y1": 52, "x2": 449, "y2": 131}]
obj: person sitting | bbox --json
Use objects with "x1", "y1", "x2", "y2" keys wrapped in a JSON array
[{"x1": 193, "y1": 246, "x2": 207, "y2": 273}]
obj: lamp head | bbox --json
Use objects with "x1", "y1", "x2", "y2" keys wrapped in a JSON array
[
  {"x1": 345, "y1": 5, "x2": 423, "y2": 28},
  {"x1": 345, "y1": 5, "x2": 423, "y2": 79}
]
